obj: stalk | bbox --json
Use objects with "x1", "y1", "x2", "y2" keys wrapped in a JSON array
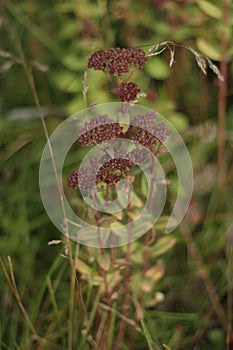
[
  {"x1": 218, "y1": 0, "x2": 228, "y2": 166},
  {"x1": 115, "y1": 185, "x2": 132, "y2": 348}
]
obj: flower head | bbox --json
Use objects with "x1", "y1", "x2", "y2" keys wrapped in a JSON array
[
  {"x1": 87, "y1": 50, "x2": 106, "y2": 71},
  {"x1": 67, "y1": 159, "x2": 99, "y2": 191},
  {"x1": 88, "y1": 48, "x2": 148, "y2": 76},
  {"x1": 154, "y1": 122, "x2": 172, "y2": 142},
  {"x1": 131, "y1": 114, "x2": 172, "y2": 151},
  {"x1": 114, "y1": 82, "x2": 140, "y2": 102},
  {"x1": 77, "y1": 115, "x2": 123, "y2": 146}
]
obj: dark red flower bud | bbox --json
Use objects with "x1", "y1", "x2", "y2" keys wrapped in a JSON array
[{"x1": 114, "y1": 82, "x2": 140, "y2": 102}]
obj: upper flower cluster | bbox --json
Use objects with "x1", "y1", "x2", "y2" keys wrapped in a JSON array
[
  {"x1": 87, "y1": 47, "x2": 148, "y2": 102},
  {"x1": 88, "y1": 48, "x2": 148, "y2": 76}
]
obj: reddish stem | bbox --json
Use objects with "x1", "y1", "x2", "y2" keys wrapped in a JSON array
[
  {"x1": 115, "y1": 185, "x2": 132, "y2": 348},
  {"x1": 143, "y1": 142, "x2": 161, "y2": 273},
  {"x1": 92, "y1": 192, "x2": 104, "y2": 254},
  {"x1": 218, "y1": 0, "x2": 228, "y2": 166}
]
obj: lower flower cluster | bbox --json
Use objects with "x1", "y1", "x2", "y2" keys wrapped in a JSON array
[
  {"x1": 67, "y1": 112, "x2": 171, "y2": 192},
  {"x1": 68, "y1": 150, "x2": 133, "y2": 190}
]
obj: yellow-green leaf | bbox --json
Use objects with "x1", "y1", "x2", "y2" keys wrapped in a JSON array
[
  {"x1": 145, "y1": 57, "x2": 170, "y2": 80},
  {"x1": 91, "y1": 276, "x2": 104, "y2": 286},
  {"x1": 131, "y1": 193, "x2": 144, "y2": 208},
  {"x1": 76, "y1": 258, "x2": 92, "y2": 275},
  {"x1": 145, "y1": 264, "x2": 165, "y2": 281},
  {"x1": 128, "y1": 208, "x2": 142, "y2": 220},
  {"x1": 196, "y1": 38, "x2": 221, "y2": 61},
  {"x1": 141, "y1": 279, "x2": 154, "y2": 293},
  {"x1": 141, "y1": 175, "x2": 148, "y2": 198},
  {"x1": 106, "y1": 270, "x2": 122, "y2": 293},
  {"x1": 149, "y1": 236, "x2": 176, "y2": 257},
  {"x1": 197, "y1": 0, "x2": 221, "y2": 19},
  {"x1": 97, "y1": 253, "x2": 111, "y2": 271},
  {"x1": 154, "y1": 216, "x2": 177, "y2": 232},
  {"x1": 111, "y1": 211, "x2": 123, "y2": 220},
  {"x1": 110, "y1": 221, "x2": 128, "y2": 236}
]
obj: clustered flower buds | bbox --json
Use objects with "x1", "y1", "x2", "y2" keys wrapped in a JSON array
[
  {"x1": 77, "y1": 115, "x2": 123, "y2": 146},
  {"x1": 128, "y1": 148, "x2": 149, "y2": 164},
  {"x1": 88, "y1": 47, "x2": 148, "y2": 103},
  {"x1": 68, "y1": 47, "x2": 172, "y2": 192},
  {"x1": 132, "y1": 112, "x2": 157, "y2": 130},
  {"x1": 67, "y1": 159, "x2": 99, "y2": 191},
  {"x1": 68, "y1": 113, "x2": 172, "y2": 190},
  {"x1": 88, "y1": 48, "x2": 148, "y2": 75},
  {"x1": 97, "y1": 157, "x2": 134, "y2": 185},
  {"x1": 87, "y1": 50, "x2": 106, "y2": 71},
  {"x1": 68, "y1": 146, "x2": 153, "y2": 190},
  {"x1": 114, "y1": 82, "x2": 140, "y2": 102},
  {"x1": 131, "y1": 113, "x2": 172, "y2": 151},
  {"x1": 153, "y1": 122, "x2": 172, "y2": 142}
]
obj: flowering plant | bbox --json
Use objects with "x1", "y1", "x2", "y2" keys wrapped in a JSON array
[{"x1": 68, "y1": 48, "x2": 171, "y2": 198}]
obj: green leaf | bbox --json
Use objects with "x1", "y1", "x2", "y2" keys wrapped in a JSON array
[
  {"x1": 141, "y1": 175, "x2": 148, "y2": 198},
  {"x1": 130, "y1": 245, "x2": 144, "y2": 264},
  {"x1": 148, "y1": 236, "x2": 176, "y2": 257},
  {"x1": 154, "y1": 216, "x2": 177, "y2": 232},
  {"x1": 106, "y1": 270, "x2": 122, "y2": 293},
  {"x1": 110, "y1": 221, "x2": 128, "y2": 236},
  {"x1": 207, "y1": 328, "x2": 225, "y2": 343},
  {"x1": 168, "y1": 113, "x2": 189, "y2": 132},
  {"x1": 97, "y1": 253, "x2": 111, "y2": 271},
  {"x1": 76, "y1": 258, "x2": 92, "y2": 275},
  {"x1": 51, "y1": 70, "x2": 82, "y2": 93},
  {"x1": 127, "y1": 208, "x2": 142, "y2": 220},
  {"x1": 111, "y1": 211, "x2": 123, "y2": 220},
  {"x1": 91, "y1": 276, "x2": 104, "y2": 286},
  {"x1": 58, "y1": 22, "x2": 80, "y2": 40},
  {"x1": 146, "y1": 57, "x2": 170, "y2": 80},
  {"x1": 63, "y1": 55, "x2": 85, "y2": 71},
  {"x1": 145, "y1": 263, "x2": 165, "y2": 281},
  {"x1": 197, "y1": 0, "x2": 221, "y2": 19},
  {"x1": 131, "y1": 193, "x2": 144, "y2": 208},
  {"x1": 196, "y1": 38, "x2": 221, "y2": 61}
]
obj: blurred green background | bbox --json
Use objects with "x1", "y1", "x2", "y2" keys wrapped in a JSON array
[{"x1": 0, "y1": 0, "x2": 233, "y2": 349}]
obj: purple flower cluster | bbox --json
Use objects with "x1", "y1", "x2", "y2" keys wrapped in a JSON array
[
  {"x1": 88, "y1": 48, "x2": 148, "y2": 75},
  {"x1": 77, "y1": 115, "x2": 123, "y2": 146},
  {"x1": 97, "y1": 157, "x2": 133, "y2": 185},
  {"x1": 68, "y1": 112, "x2": 172, "y2": 190},
  {"x1": 68, "y1": 146, "x2": 151, "y2": 190},
  {"x1": 114, "y1": 82, "x2": 140, "y2": 102},
  {"x1": 131, "y1": 113, "x2": 172, "y2": 150},
  {"x1": 154, "y1": 122, "x2": 172, "y2": 142},
  {"x1": 88, "y1": 47, "x2": 148, "y2": 102},
  {"x1": 68, "y1": 48, "x2": 172, "y2": 192},
  {"x1": 67, "y1": 158, "x2": 132, "y2": 190},
  {"x1": 87, "y1": 50, "x2": 106, "y2": 71},
  {"x1": 132, "y1": 112, "x2": 157, "y2": 130},
  {"x1": 127, "y1": 148, "x2": 149, "y2": 164},
  {"x1": 67, "y1": 159, "x2": 99, "y2": 191}
]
